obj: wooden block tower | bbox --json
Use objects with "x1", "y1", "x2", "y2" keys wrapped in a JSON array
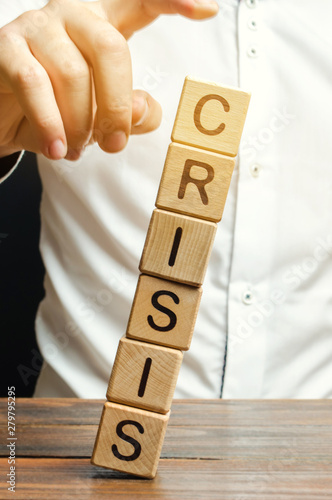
[{"x1": 91, "y1": 77, "x2": 250, "y2": 478}]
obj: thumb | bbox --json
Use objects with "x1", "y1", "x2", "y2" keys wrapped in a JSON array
[
  {"x1": 131, "y1": 90, "x2": 162, "y2": 135},
  {"x1": 93, "y1": 0, "x2": 219, "y2": 37},
  {"x1": 136, "y1": 0, "x2": 220, "y2": 20}
]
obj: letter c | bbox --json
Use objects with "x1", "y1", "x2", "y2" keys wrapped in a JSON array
[{"x1": 194, "y1": 94, "x2": 230, "y2": 136}]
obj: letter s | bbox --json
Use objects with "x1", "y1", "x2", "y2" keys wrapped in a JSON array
[
  {"x1": 112, "y1": 420, "x2": 144, "y2": 462},
  {"x1": 147, "y1": 291, "x2": 179, "y2": 332}
]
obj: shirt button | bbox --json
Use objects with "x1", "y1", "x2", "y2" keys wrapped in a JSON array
[
  {"x1": 246, "y1": 0, "x2": 258, "y2": 8},
  {"x1": 250, "y1": 163, "x2": 262, "y2": 177},
  {"x1": 248, "y1": 19, "x2": 258, "y2": 30},
  {"x1": 247, "y1": 46, "x2": 258, "y2": 58},
  {"x1": 242, "y1": 289, "x2": 254, "y2": 305}
]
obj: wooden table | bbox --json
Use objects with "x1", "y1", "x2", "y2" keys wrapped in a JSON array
[{"x1": 0, "y1": 399, "x2": 331, "y2": 499}]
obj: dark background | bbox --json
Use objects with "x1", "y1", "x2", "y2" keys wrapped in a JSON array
[{"x1": 0, "y1": 152, "x2": 45, "y2": 397}]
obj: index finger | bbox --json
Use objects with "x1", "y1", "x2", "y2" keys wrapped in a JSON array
[
  {"x1": 0, "y1": 29, "x2": 67, "y2": 159},
  {"x1": 65, "y1": 7, "x2": 132, "y2": 153}
]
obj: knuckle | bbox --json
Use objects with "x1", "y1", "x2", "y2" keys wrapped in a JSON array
[
  {"x1": 14, "y1": 64, "x2": 46, "y2": 91},
  {"x1": 94, "y1": 27, "x2": 128, "y2": 56},
  {"x1": 36, "y1": 114, "x2": 61, "y2": 134},
  {"x1": 58, "y1": 58, "x2": 89, "y2": 87},
  {"x1": 0, "y1": 26, "x2": 14, "y2": 45},
  {"x1": 100, "y1": 103, "x2": 131, "y2": 131},
  {"x1": 105, "y1": 101, "x2": 131, "y2": 117},
  {"x1": 0, "y1": 27, "x2": 23, "y2": 50},
  {"x1": 18, "y1": 9, "x2": 45, "y2": 27},
  {"x1": 21, "y1": 9, "x2": 39, "y2": 21}
]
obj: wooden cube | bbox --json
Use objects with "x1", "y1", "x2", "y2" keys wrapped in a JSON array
[
  {"x1": 127, "y1": 274, "x2": 202, "y2": 350},
  {"x1": 171, "y1": 76, "x2": 250, "y2": 157},
  {"x1": 107, "y1": 337, "x2": 183, "y2": 414},
  {"x1": 156, "y1": 143, "x2": 235, "y2": 222},
  {"x1": 91, "y1": 401, "x2": 169, "y2": 478},
  {"x1": 139, "y1": 209, "x2": 217, "y2": 286}
]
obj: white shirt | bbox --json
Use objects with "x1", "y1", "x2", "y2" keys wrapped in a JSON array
[{"x1": 3, "y1": 0, "x2": 332, "y2": 398}]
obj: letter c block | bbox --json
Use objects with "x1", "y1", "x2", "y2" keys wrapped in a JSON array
[
  {"x1": 127, "y1": 274, "x2": 202, "y2": 350},
  {"x1": 91, "y1": 401, "x2": 169, "y2": 478},
  {"x1": 171, "y1": 77, "x2": 250, "y2": 157},
  {"x1": 156, "y1": 143, "x2": 235, "y2": 222}
]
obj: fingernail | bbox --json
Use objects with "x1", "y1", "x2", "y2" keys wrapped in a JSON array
[
  {"x1": 65, "y1": 148, "x2": 84, "y2": 161},
  {"x1": 105, "y1": 131, "x2": 127, "y2": 152},
  {"x1": 133, "y1": 98, "x2": 149, "y2": 127},
  {"x1": 48, "y1": 139, "x2": 66, "y2": 159}
]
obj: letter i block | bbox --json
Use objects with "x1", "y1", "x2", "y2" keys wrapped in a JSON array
[
  {"x1": 156, "y1": 143, "x2": 235, "y2": 222},
  {"x1": 127, "y1": 274, "x2": 202, "y2": 350},
  {"x1": 91, "y1": 402, "x2": 169, "y2": 479},
  {"x1": 172, "y1": 76, "x2": 250, "y2": 157},
  {"x1": 139, "y1": 209, "x2": 217, "y2": 286},
  {"x1": 107, "y1": 337, "x2": 183, "y2": 414}
]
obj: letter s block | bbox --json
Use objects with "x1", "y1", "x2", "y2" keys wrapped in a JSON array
[
  {"x1": 171, "y1": 77, "x2": 250, "y2": 157},
  {"x1": 107, "y1": 337, "x2": 183, "y2": 414},
  {"x1": 156, "y1": 143, "x2": 235, "y2": 222},
  {"x1": 127, "y1": 274, "x2": 202, "y2": 350},
  {"x1": 91, "y1": 401, "x2": 169, "y2": 478}
]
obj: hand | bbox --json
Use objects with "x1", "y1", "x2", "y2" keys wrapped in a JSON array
[{"x1": 0, "y1": 0, "x2": 218, "y2": 161}]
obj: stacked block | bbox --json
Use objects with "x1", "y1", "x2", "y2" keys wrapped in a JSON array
[{"x1": 91, "y1": 77, "x2": 250, "y2": 478}]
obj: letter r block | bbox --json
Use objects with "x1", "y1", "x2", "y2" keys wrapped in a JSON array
[
  {"x1": 139, "y1": 209, "x2": 217, "y2": 286},
  {"x1": 107, "y1": 337, "x2": 183, "y2": 414},
  {"x1": 91, "y1": 401, "x2": 169, "y2": 478},
  {"x1": 171, "y1": 77, "x2": 251, "y2": 157},
  {"x1": 156, "y1": 143, "x2": 235, "y2": 222},
  {"x1": 127, "y1": 274, "x2": 202, "y2": 350}
]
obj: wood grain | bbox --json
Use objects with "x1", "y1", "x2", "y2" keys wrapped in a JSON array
[
  {"x1": 139, "y1": 209, "x2": 217, "y2": 286},
  {"x1": 1, "y1": 457, "x2": 332, "y2": 500},
  {"x1": 171, "y1": 77, "x2": 251, "y2": 157},
  {"x1": 156, "y1": 143, "x2": 235, "y2": 222},
  {"x1": 2, "y1": 399, "x2": 331, "y2": 427},
  {"x1": 0, "y1": 399, "x2": 331, "y2": 499},
  {"x1": 126, "y1": 274, "x2": 202, "y2": 350},
  {"x1": 91, "y1": 402, "x2": 169, "y2": 478},
  {"x1": 106, "y1": 338, "x2": 183, "y2": 414},
  {"x1": 4, "y1": 416, "x2": 331, "y2": 461},
  {"x1": 1, "y1": 400, "x2": 331, "y2": 458}
]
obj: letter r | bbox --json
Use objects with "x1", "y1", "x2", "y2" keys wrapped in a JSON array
[{"x1": 178, "y1": 159, "x2": 214, "y2": 205}]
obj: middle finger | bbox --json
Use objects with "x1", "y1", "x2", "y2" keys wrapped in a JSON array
[
  {"x1": 64, "y1": 4, "x2": 132, "y2": 153},
  {"x1": 28, "y1": 21, "x2": 93, "y2": 157}
]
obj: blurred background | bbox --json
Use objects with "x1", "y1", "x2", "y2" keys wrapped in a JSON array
[{"x1": 0, "y1": 152, "x2": 45, "y2": 397}]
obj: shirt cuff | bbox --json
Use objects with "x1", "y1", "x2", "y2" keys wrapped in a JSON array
[{"x1": 0, "y1": 151, "x2": 24, "y2": 184}]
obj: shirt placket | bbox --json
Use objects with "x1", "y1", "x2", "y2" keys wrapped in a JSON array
[{"x1": 222, "y1": 0, "x2": 278, "y2": 398}]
